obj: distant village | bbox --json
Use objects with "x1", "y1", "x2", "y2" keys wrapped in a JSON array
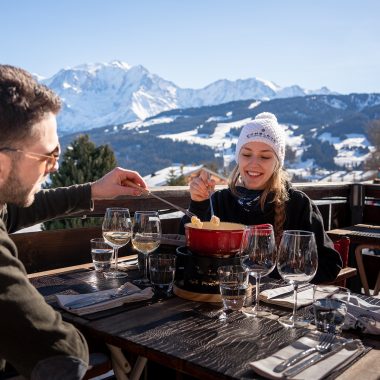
[{"x1": 143, "y1": 164, "x2": 380, "y2": 187}]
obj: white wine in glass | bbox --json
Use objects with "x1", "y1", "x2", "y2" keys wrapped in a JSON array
[
  {"x1": 132, "y1": 211, "x2": 161, "y2": 285},
  {"x1": 277, "y1": 230, "x2": 318, "y2": 328},
  {"x1": 102, "y1": 208, "x2": 132, "y2": 279}
]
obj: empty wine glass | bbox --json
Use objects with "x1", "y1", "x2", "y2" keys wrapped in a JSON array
[
  {"x1": 132, "y1": 211, "x2": 161, "y2": 285},
  {"x1": 102, "y1": 208, "x2": 132, "y2": 279},
  {"x1": 277, "y1": 230, "x2": 318, "y2": 328},
  {"x1": 239, "y1": 224, "x2": 277, "y2": 317}
]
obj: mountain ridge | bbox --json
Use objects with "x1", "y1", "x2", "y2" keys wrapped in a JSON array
[
  {"x1": 40, "y1": 60, "x2": 337, "y2": 135},
  {"x1": 59, "y1": 93, "x2": 380, "y2": 180}
]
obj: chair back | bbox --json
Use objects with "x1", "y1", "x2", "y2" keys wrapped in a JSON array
[{"x1": 333, "y1": 237, "x2": 350, "y2": 267}]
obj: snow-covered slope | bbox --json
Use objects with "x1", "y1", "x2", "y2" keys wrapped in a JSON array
[{"x1": 41, "y1": 60, "x2": 336, "y2": 134}]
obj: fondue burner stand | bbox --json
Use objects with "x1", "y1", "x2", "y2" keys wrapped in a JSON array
[{"x1": 173, "y1": 246, "x2": 242, "y2": 302}]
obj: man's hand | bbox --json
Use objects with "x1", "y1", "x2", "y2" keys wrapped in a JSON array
[{"x1": 91, "y1": 167, "x2": 147, "y2": 200}]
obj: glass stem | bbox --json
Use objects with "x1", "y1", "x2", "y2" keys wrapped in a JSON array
[
  {"x1": 114, "y1": 247, "x2": 119, "y2": 271},
  {"x1": 255, "y1": 275, "x2": 261, "y2": 311},
  {"x1": 292, "y1": 283, "x2": 299, "y2": 322},
  {"x1": 144, "y1": 254, "x2": 148, "y2": 280}
]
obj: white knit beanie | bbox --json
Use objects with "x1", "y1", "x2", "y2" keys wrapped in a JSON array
[{"x1": 235, "y1": 112, "x2": 286, "y2": 166}]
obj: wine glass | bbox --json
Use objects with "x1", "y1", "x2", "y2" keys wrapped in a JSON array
[
  {"x1": 132, "y1": 211, "x2": 161, "y2": 285},
  {"x1": 277, "y1": 230, "x2": 318, "y2": 328},
  {"x1": 102, "y1": 208, "x2": 132, "y2": 279},
  {"x1": 239, "y1": 224, "x2": 277, "y2": 317}
]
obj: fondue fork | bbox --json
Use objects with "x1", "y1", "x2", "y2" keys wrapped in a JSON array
[
  {"x1": 207, "y1": 173, "x2": 216, "y2": 220},
  {"x1": 122, "y1": 179, "x2": 196, "y2": 219}
]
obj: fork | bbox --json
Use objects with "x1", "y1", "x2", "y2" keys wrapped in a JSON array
[
  {"x1": 207, "y1": 174, "x2": 218, "y2": 222},
  {"x1": 283, "y1": 338, "x2": 359, "y2": 378},
  {"x1": 122, "y1": 179, "x2": 196, "y2": 218},
  {"x1": 209, "y1": 190, "x2": 215, "y2": 219},
  {"x1": 273, "y1": 333, "x2": 335, "y2": 373}
]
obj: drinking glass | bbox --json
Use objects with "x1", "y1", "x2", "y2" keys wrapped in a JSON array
[
  {"x1": 313, "y1": 285, "x2": 350, "y2": 335},
  {"x1": 102, "y1": 208, "x2": 132, "y2": 279},
  {"x1": 277, "y1": 230, "x2": 318, "y2": 328},
  {"x1": 217, "y1": 265, "x2": 249, "y2": 320},
  {"x1": 239, "y1": 224, "x2": 277, "y2": 317},
  {"x1": 90, "y1": 238, "x2": 113, "y2": 272},
  {"x1": 132, "y1": 211, "x2": 161, "y2": 285},
  {"x1": 149, "y1": 254, "x2": 176, "y2": 298}
]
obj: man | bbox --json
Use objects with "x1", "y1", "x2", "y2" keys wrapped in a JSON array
[{"x1": 0, "y1": 64, "x2": 147, "y2": 379}]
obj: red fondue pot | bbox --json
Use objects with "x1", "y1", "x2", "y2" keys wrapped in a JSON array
[{"x1": 184, "y1": 221, "x2": 245, "y2": 257}]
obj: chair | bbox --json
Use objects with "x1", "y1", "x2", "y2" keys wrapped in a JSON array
[
  {"x1": 354, "y1": 244, "x2": 380, "y2": 296},
  {"x1": 331, "y1": 237, "x2": 357, "y2": 287},
  {"x1": 83, "y1": 352, "x2": 113, "y2": 380},
  {"x1": 85, "y1": 345, "x2": 147, "y2": 380}
]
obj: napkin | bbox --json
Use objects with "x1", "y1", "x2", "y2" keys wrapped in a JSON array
[
  {"x1": 57, "y1": 282, "x2": 154, "y2": 315},
  {"x1": 343, "y1": 295, "x2": 380, "y2": 335},
  {"x1": 259, "y1": 285, "x2": 315, "y2": 309},
  {"x1": 249, "y1": 333, "x2": 364, "y2": 380}
]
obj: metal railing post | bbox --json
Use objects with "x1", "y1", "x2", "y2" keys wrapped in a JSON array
[{"x1": 349, "y1": 183, "x2": 364, "y2": 225}]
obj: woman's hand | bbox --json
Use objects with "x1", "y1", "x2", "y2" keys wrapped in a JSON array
[
  {"x1": 91, "y1": 167, "x2": 147, "y2": 200},
  {"x1": 189, "y1": 170, "x2": 215, "y2": 202}
]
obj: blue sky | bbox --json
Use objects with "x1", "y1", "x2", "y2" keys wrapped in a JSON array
[{"x1": 2, "y1": 0, "x2": 379, "y2": 93}]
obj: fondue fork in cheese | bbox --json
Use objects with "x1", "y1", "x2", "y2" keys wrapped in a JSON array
[
  {"x1": 210, "y1": 215, "x2": 220, "y2": 226},
  {"x1": 191, "y1": 216, "x2": 203, "y2": 228}
]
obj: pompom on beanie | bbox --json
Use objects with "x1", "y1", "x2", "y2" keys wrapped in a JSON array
[{"x1": 235, "y1": 112, "x2": 286, "y2": 166}]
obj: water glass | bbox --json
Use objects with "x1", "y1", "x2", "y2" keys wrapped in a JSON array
[
  {"x1": 148, "y1": 254, "x2": 176, "y2": 298},
  {"x1": 313, "y1": 285, "x2": 350, "y2": 334},
  {"x1": 217, "y1": 265, "x2": 249, "y2": 320},
  {"x1": 90, "y1": 238, "x2": 113, "y2": 272}
]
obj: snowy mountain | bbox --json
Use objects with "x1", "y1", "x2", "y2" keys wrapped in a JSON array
[
  {"x1": 59, "y1": 93, "x2": 380, "y2": 180},
  {"x1": 41, "y1": 60, "x2": 336, "y2": 134}
]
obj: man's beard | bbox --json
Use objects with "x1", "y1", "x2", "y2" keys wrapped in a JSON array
[{"x1": 0, "y1": 172, "x2": 37, "y2": 207}]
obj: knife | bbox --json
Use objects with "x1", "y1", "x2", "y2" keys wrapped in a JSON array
[
  {"x1": 65, "y1": 289, "x2": 142, "y2": 310},
  {"x1": 283, "y1": 339, "x2": 355, "y2": 378}
]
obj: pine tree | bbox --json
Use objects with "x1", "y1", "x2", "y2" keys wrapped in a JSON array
[
  {"x1": 365, "y1": 120, "x2": 380, "y2": 170},
  {"x1": 43, "y1": 134, "x2": 117, "y2": 230},
  {"x1": 166, "y1": 167, "x2": 187, "y2": 186}
]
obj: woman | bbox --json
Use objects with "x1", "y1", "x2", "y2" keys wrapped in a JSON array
[{"x1": 180, "y1": 112, "x2": 342, "y2": 283}]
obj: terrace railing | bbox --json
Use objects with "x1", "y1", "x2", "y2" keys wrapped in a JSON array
[{"x1": 10, "y1": 182, "x2": 380, "y2": 274}]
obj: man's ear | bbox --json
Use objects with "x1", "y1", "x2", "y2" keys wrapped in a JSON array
[{"x1": 0, "y1": 152, "x2": 12, "y2": 187}]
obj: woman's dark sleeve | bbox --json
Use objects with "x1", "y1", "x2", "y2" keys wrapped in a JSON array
[
  {"x1": 286, "y1": 191, "x2": 342, "y2": 283},
  {"x1": 309, "y1": 202, "x2": 343, "y2": 283}
]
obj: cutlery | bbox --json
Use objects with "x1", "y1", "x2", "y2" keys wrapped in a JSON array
[
  {"x1": 122, "y1": 179, "x2": 196, "y2": 218},
  {"x1": 283, "y1": 339, "x2": 357, "y2": 378},
  {"x1": 266, "y1": 283, "x2": 314, "y2": 300},
  {"x1": 273, "y1": 333, "x2": 335, "y2": 372},
  {"x1": 65, "y1": 283, "x2": 140, "y2": 309},
  {"x1": 320, "y1": 341, "x2": 365, "y2": 378}
]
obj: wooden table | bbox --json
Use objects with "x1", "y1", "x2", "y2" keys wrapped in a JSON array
[
  {"x1": 29, "y1": 263, "x2": 380, "y2": 380},
  {"x1": 327, "y1": 224, "x2": 380, "y2": 245}
]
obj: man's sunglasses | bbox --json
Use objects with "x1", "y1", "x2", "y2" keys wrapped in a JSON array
[{"x1": 0, "y1": 147, "x2": 59, "y2": 171}]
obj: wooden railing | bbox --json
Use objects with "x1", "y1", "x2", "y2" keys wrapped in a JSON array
[{"x1": 10, "y1": 182, "x2": 380, "y2": 274}]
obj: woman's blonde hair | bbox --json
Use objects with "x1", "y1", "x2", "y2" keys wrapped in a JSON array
[{"x1": 228, "y1": 160, "x2": 289, "y2": 243}]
